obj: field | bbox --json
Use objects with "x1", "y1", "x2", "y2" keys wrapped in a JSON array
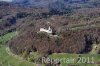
[
  {"x1": 0, "y1": 32, "x2": 34, "y2": 66},
  {"x1": 49, "y1": 53, "x2": 100, "y2": 66}
]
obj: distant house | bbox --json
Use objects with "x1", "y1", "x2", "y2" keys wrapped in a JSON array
[{"x1": 39, "y1": 26, "x2": 52, "y2": 34}]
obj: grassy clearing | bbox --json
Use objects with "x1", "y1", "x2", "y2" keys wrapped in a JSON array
[
  {"x1": 0, "y1": 46, "x2": 34, "y2": 66},
  {"x1": 0, "y1": 32, "x2": 16, "y2": 47},
  {"x1": 49, "y1": 53, "x2": 100, "y2": 66},
  {"x1": 0, "y1": 32, "x2": 34, "y2": 66}
]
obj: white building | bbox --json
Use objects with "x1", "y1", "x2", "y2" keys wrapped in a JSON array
[{"x1": 39, "y1": 26, "x2": 52, "y2": 34}]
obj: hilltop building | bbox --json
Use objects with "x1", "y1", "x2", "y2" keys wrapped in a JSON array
[{"x1": 39, "y1": 26, "x2": 53, "y2": 34}]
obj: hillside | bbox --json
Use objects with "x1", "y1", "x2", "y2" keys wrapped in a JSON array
[
  {"x1": 0, "y1": 0, "x2": 100, "y2": 54},
  {"x1": 0, "y1": 1, "x2": 100, "y2": 66}
]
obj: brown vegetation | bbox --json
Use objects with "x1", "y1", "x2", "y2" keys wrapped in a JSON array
[{"x1": 0, "y1": 2, "x2": 100, "y2": 55}]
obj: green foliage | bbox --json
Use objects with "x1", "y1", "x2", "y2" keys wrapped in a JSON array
[
  {"x1": 0, "y1": 32, "x2": 16, "y2": 46},
  {"x1": 27, "y1": 52, "x2": 42, "y2": 63},
  {"x1": 22, "y1": 51, "x2": 28, "y2": 59}
]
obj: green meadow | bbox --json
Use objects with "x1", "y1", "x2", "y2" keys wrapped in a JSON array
[
  {"x1": 49, "y1": 53, "x2": 100, "y2": 66},
  {"x1": 0, "y1": 32, "x2": 34, "y2": 66}
]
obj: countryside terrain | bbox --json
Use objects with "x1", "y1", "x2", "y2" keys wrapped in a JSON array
[{"x1": 0, "y1": 0, "x2": 100, "y2": 66}]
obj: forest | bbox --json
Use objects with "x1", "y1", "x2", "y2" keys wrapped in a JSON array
[{"x1": 0, "y1": 0, "x2": 100, "y2": 66}]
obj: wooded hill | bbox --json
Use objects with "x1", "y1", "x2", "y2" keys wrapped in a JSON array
[{"x1": 0, "y1": 1, "x2": 100, "y2": 56}]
